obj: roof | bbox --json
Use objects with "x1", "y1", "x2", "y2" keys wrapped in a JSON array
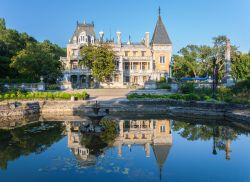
[
  {"x1": 69, "y1": 22, "x2": 95, "y2": 44},
  {"x1": 153, "y1": 144, "x2": 171, "y2": 168},
  {"x1": 151, "y1": 15, "x2": 172, "y2": 45}
]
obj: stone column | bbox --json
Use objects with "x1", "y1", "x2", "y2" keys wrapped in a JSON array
[
  {"x1": 223, "y1": 38, "x2": 234, "y2": 86},
  {"x1": 119, "y1": 120, "x2": 124, "y2": 137},
  {"x1": 225, "y1": 139, "x2": 231, "y2": 160},
  {"x1": 118, "y1": 143, "x2": 122, "y2": 157},
  {"x1": 145, "y1": 143, "x2": 150, "y2": 157}
]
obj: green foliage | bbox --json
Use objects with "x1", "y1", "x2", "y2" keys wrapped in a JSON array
[
  {"x1": 80, "y1": 44, "x2": 115, "y2": 82},
  {"x1": 11, "y1": 42, "x2": 63, "y2": 83},
  {"x1": 0, "y1": 91, "x2": 89, "y2": 101},
  {"x1": 0, "y1": 18, "x2": 65, "y2": 83},
  {"x1": 157, "y1": 82, "x2": 171, "y2": 89},
  {"x1": 231, "y1": 53, "x2": 250, "y2": 80},
  {"x1": 46, "y1": 84, "x2": 60, "y2": 90},
  {"x1": 0, "y1": 122, "x2": 64, "y2": 170},
  {"x1": 159, "y1": 77, "x2": 166, "y2": 83},
  {"x1": 100, "y1": 118, "x2": 118, "y2": 145},
  {"x1": 179, "y1": 83, "x2": 195, "y2": 94},
  {"x1": 172, "y1": 36, "x2": 249, "y2": 81}
]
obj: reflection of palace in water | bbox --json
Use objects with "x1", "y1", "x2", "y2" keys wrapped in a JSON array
[
  {"x1": 66, "y1": 121, "x2": 96, "y2": 166},
  {"x1": 115, "y1": 120, "x2": 172, "y2": 169},
  {"x1": 65, "y1": 119, "x2": 173, "y2": 172}
]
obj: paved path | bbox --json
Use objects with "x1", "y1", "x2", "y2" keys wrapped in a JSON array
[{"x1": 68, "y1": 89, "x2": 135, "y2": 101}]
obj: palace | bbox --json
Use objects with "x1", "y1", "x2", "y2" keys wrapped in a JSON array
[{"x1": 60, "y1": 9, "x2": 172, "y2": 89}]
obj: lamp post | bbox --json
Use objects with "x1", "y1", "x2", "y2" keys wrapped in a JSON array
[{"x1": 212, "y1": 57, "x2": 217, "y2": 99}]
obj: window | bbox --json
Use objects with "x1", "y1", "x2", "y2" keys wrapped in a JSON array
[
  {"x1": 133, "y1": 51, "x2": 137, "y2": 56},
  {"x1": 160, "y1": 56, "x2": 165, "y2": 64},
  {"x1": 141, "y1": 51, "x2": 145, "y2": 57},
  {"x1": 125, "y1": 51, "x2": 129, "y2": 57},
  {"x1": 125, "y1": 62, "x2": 129, "y2": 70},
  {"x1": 160, "y1": 125, "x2": 166, "y2": 133}
]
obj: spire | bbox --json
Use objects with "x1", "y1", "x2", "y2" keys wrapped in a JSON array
[
  {"x1": 151, "y1": 8, "x2": 172, "y2": 45},
  {"x1": 153, "y1": 144, "x2": 172, "y2": 181}
]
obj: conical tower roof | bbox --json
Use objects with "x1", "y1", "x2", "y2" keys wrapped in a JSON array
[
  {"x1": 153, "y1": 144, "x2": 171, "y2": 168},
  {"x1": 151, "y1": 9, "x2": 172, "y2": 45},
  {"x1": 153, "y1": 144, "x2": 172, "y2": 181}
]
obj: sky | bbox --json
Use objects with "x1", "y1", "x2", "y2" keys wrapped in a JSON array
[{"x1": 0, "y1": 0, "x2": 250, "y2": 54}]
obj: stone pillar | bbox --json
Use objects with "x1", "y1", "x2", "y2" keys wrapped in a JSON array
[
  {"x1": 119, "y1": 120, "x2": 124, "y2": 137},
  {"x1": 150, "y1": 57, "x2": 153, "y2": 72},
  {"x1": 116, "y1": 32, "x2": 121, "y2": 47},
  {"x1": 223, "y1": 38, "x2": 234, "y2": 86},
  {"x1": 119, "y1": 57, "x2": 124, "y2": 85},
  {"x1": 118, "y1": 143, "x2": 122, "y2": 157},
  {"x1": 144, "y1": 32, "x2": 150, "y2": 48},
  {"x1": 225, "y1": 139, "x2": 231, "y2": 160},
  {"x1": 99, "y1": 31, "x2": 104, "y2": 43},
  {"x1": 145, "y1": 143, "x2": 150, "y2": 157}
]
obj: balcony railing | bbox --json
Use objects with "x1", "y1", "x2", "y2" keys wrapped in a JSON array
[
  {"x1": 123, "y1": 56, "x2": 151, "y2": 61},
  {"x1": 70, "y1": 55, "x2": 82, "y2": 60},
  {"x1": 124, "y1": 69, "x2": 152, "y2": 74},
  {"x1": 63, "y1": 68, "x2": 90, "y2": 74}
]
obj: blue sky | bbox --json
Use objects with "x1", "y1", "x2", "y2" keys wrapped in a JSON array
[{"x1": 0, "y1": 0, "x2": 249, "y2": 54}]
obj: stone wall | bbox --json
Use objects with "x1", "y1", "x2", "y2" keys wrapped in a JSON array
[
  {"x1": 0, "y1": 102, "x2": 40, "y2": 123},
  {"x1": 0, "y1": 100, "x2": 249, "y2": 123}
]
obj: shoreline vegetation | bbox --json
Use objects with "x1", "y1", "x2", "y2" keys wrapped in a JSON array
[
  {"x1": 0, "y1": 91, "x2": 89, "y2": 101},
  {"x1": 128, "y1": 79, "x2": 250, "y2": 105}
]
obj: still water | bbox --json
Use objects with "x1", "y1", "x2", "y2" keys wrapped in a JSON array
[{"x1": 0, "y1": 115, "x2": 250, "y2": 182}]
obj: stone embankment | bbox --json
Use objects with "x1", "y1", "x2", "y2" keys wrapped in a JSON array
[{"x1": 0, "y1": 100, "x2": 249, "y2": 123}]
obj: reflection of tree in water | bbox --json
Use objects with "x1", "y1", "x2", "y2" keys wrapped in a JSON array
[
  {"x1": 80, "y1": 117, "x2": 118, "y2": 155},
  {"x1": 0, "y1": 122, "x2": 64, "y2": 170},
  {"x1": 172, "y1": 120, "x2": 249, "y2": 159}
]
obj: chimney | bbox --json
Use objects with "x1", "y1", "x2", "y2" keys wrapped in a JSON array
[
  {"x1": 145, "y1": 32, "x2": 150, "y2": 47},
  {"x1": 116, "y1": 32, "x2": 121, "y2": 47},
  {"x1": 99, "y1": 31, "x2": 104, "y2": 43}
]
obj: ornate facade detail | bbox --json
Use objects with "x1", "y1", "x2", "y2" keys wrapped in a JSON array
[{"x1": 60, "y1": 10, "x2": 172, "y2": 89}]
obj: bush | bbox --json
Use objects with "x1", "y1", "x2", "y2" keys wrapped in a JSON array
[
  {"x1": 0, "y1": 91, "x2": 89, "y2": 101},
  {"x1": 183, "y1": 93, "x2": 200, "y2": 101},
  {"x1": 47, "y1": 85, "x2": 60, "y2": 90},
  {"x1": 180, "y1": 83, "x2": 195, "y2": 94},
  {"x1": 168, "y1": 94, "x2": 184, "y2": 100},
  {"x1": 158, "y1": 83, "x2": 171, "y2": 89},
  {"x1": 159, "y1": 77, "x2": 166, "y2": 83}
]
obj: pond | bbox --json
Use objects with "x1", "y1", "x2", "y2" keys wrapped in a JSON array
[{"x1": 0, "y1": 115, "x2": 250, "y2": 182}]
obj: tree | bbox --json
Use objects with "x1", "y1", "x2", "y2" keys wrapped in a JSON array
[
  {"x1": 0, "y1": 18, "x2": 65, "y2": 81},
  {"x1": 173, "y1": 45, "x2": 212, "y2": 78},
  {"x1": 231, "y1": 52, "x2": 250, "y2": 81},
  {"x1": 80, "y1": 44, "x2": 115, "y2": 82},
  {"x1": 10, "y1": 42, "x2": 63, "y2": 83}
]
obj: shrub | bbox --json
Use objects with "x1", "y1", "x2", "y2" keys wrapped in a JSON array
[
  {"x1": 183, "y1": 93, "x2": 200, "y2": 101},
  {"x1": 47, "y1": 85, "x2": 60, "y2": 90},
  {"x1": 158, "y1": 83, "x2": 171, "y2": 89},
  {"x1": 159, "y1": 77, "x2": 166, "y2": 83},
  {"x1": 168, "y1": 94, "x2": 184, "y2": 100},
  {"x1": 0, "y1": 91, "x2": 89, "y2": 101},
  {"x1": 180, "y1": 83, "x2": 195, "y2": 94},
  {"x1": 167, "y1": 78, "x2": 172, "y2": 84}
]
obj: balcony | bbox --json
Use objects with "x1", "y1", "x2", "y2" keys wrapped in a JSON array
[
  {"x1": 124, "y1": 69, "x2": 152, "y2": 75},
  {"x1": 123, "y1": 56, "x2": 150, "y2": 61},
  {"x1": 63, "y1": 68, "x2": 90, "y2": 75},
  {"x1": 70, "y1": 55, "x2": 82, "y2": 60}
]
